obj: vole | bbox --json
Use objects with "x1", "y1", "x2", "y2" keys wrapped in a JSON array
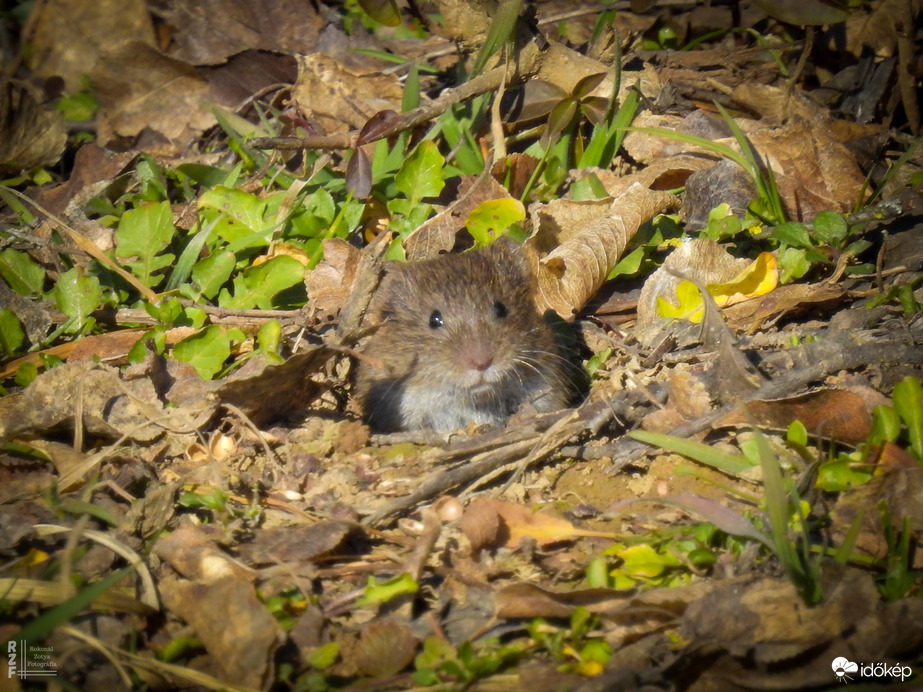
[{"x1": 355, "y1": 239, "x2": 571, "y2": 432}]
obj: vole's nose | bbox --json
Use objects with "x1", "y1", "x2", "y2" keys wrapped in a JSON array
[{"x1": 460, "y1": 341, "x2": 494, "y2": 372}]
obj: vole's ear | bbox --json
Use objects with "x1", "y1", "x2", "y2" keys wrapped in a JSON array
[
  {"x1": 486, "y1": 235, "x2": 531, "y2": 277},
  {"x1": 372, "y1": 261, "x2": 410, "y2": 319}
]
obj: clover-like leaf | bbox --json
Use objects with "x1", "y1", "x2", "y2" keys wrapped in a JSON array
[
  {"x1": 115, "y1": 201, "x2": 175, "y2": 288},
  {"x1": 465, "y1": 198, "x2": 525, "y2": 246},
  {"x1": 217, "y1": 255, "x2": 305, "y2": 310},
  {"x1": 173, "y1": 325, "x2": 231, "y2": 380}
]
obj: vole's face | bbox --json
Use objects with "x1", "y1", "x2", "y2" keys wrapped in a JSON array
[
  {"x1": 357, "y1": 241, "x2": 569, "y2": 431},
  {"x1": 380, "y1": 243, "x2": 545, "y2": 392}
]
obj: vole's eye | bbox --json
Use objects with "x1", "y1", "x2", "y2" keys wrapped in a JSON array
[
  {"x1": 429, "y1": 310, "x2": 444, "y2": 329},
  {"x1": 493, "y1": 301, "x2": 508, "y2": 319}
]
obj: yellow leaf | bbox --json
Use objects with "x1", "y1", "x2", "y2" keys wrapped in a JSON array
[
  {"x1": 657, "y1": 280, "x2": 704, "y2": 323},
  {"x1": 708, "y1": 252, "x2": 778, "y2": 308},
  {"x1": 656, "y1": 252, "x2": 779, "y2": 324}
]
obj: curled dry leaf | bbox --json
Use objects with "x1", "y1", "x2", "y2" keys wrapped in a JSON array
[
  {"x1": 637, "y1": 238, "x2": 750, "y2": 333},
  {"x1": 354, "y1": 621, "x2": 418, "y2": 678},
  {"x1": 159, "y1": 574, "x2": 284, "y2": 690},
  {"x1": 527, "y1": 184, "x2": 678, "y2": 319},
  {"x1": 458, "y1": 498, "x2": 610, "y2": 551},
  {"x1": 0, "y1": 80, "x2": 66, "y2": 173},
  {"x1": 292, "y1": 54, "x2": 404, "y2": 134}
]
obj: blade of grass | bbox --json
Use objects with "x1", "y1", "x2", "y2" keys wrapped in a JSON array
[
  {"x1": 713, "y1": 101, "x2": 785, "y2": 222},
  {"x1": 469, "y1": 0, "x2": 523, "y2": 78},
  {"x1": 629, "y1": 429, "x2": 757, "y2": 475},
  {"x1": 8, "y1": 564, "x2": 138, "y2": 645}
]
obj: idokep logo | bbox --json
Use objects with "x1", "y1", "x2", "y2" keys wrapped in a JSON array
[
  {"x1": 832, "y1": 657, "x2": 913, "y2": 684},
  {"x1": 832, "y1": 657, "x2": 858, "y2": 683}
]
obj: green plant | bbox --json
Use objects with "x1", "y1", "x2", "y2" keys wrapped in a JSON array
[{"x1": 631, "y1": 102, "x2": 786, "y2": 225}]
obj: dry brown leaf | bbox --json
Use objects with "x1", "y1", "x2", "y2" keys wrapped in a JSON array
[
  {"x1": 723, "y1": 281, "x2": 846, "y2": 333},
  {"x1": 154, "y1": 523, "x2": 256, "y2": 583},
  {"x1": 93, "y1": 45, "x2": 295, "y2": 155},
  {"x1": 831, "y1": 467, "x2": 923, "y2": 566},
  {"x1": 214, "y1": 347, "x2": 335, "y2": 426},
  {"x1": 291, "y1": 54, "x2": 404, "y2": 135},
  {"x1": 528, "y1": 185, "x2": 678, "y2": 319},
  {"x1": 27, "y1": 0, "x2": 156, "y2": 90},
  {"x1": 625, "y1": 105, "x2": 867, "y2": 222},
  {"x1": 163, "y1": 0, "x2": 323, "y2": 65},
  {"x1": 593, "y1": 153, "x2": 716, "y2": 200},
  {"x1": 34, "y1": 143, "x2": 134, "y2": 216},
  {"x1": 746, "y1": 116, "x2": 866, "y2": 219},
  {"x1": 680, "y1": 569, "x2": 923, "y2": 689},
  {"x1": 716, "y1": 388, "x2": 875, "y2": 444},
  {"x1": 495, "y1": 583, "x2": 631, "y2": 620},
  {"x1": 354, "y1": 621, "x2": 418, "y2": 678},
  {"x1": 0, "y1": 361, "x2": 170, "y2": 444},
  {"x1": 236, "y1": 523, "x2": 354, "y2": 566},
  {"x1": 304, "y1": 238, "x2": 361, "y2": 319},
  {"x1": 159, "y1": 574, "x2": 284, "y2": 690},
  {"x1": 621, "y1": 112, "x2": 703, "y2": 164},
  {"x1": 459, "y1": 498, "x2": 585, "y2": 550},
  {"x1": 0, "y1": 80, "x2": 66, "y2": 173}
]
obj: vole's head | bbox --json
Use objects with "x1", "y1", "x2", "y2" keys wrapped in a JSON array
[{"x1": 377, "y1": 239, "x2": 549, "y2": 390}]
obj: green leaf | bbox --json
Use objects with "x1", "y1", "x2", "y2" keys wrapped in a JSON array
[
  {"x1": 546, "y1": 97, "x2": 578, "y2": 140},
  {"x1": 306, "y1": 642, "x2": 340, "y2": 670},
  {"x1": 772, "y1": 221, "x2": 813, "y2": 248},
  {"x1": 258, "y1": 319, "x2": 282, "y2": 355},
  {"x1": 0, "y1": 248, "x2": 45, "y2": 295},
  {"x1": 175, "y1": 163, "x2": 230, "y2": 188},
  {"x1": 15, "y1": 361, "x2": 38, "y2": 386},
  {"x1": 786, "y1": 420, "x2": 808, "y2": 447},
  {"x1": 357, "y1": 0, "x2": 401, "y2": 26},
  {"x1": 56, "y1": 90, "x2": 98, "y2": 121},
  {"x1": 811, "y1": 210, "x2": 848, "y2": 247},
  {"x1": 656, "y1": 280, "x2": 704, "y2": 323},
  {"x1": 52, "y1": 267, "x2": 101, "y2": 334},
  {"x1": 115, "y1": 201, "x2": 175, "y2": 288},
  {"x1": 217, "y1": 255, "x2": 304, "y2": 310},
  {"x1": 778, "y1": 246, "x2": 811, "y2": 284},
  {"x1": 629, "y1": 429, "x2": 756, "y2": 474},
  {"x1": 580, "y1": 81, "x2": 639, "y2": 168},
  {"x1": 289, "y1": 188, "x2": 336, "y2": 239},
  {"x1": 815, "y1": 456, "x2": 873, "y2": 492},
  {"x1": 616, "y1": 544, "x2": 676, "y2": 578},
  {"x1": 0, "y1": 308, "x2": 25, "y2": 357},
  {"x1": 892, "y1": 377, "x2": 923, "y2": 459},
  {"x1": 357, "y1": 573, "x2": 418, "y2": 607},
  {"x1": 571, "y1": 72, "x2": 607, "y2": 100},
  {"x1": 868, "y1": 405, "x2": 901, "y2": 446},
  {"x1": 59, "y1": 498, "x2": 119, "y2": 526},
  {"x1": 166, "y1": 216, "x2": 221, "y2": 293},
  {"x1": 465, "y1": 199, "x2": 525, "y2": 245},
  {"x1": 173, "y1": 326, "x2": 231, "y2": 380},
  {"x1": 704, "y1": 203, "x2": 743, "y2": 240},
  {"x1": 198, "y1": 186, "x2": 276, "y2": 250},
  {"x1": 184, "y1": 250, "x2": 236, "y2": 301},
  {"x1": 394, "y1": 141, "x2": 445, "y2": 202}
]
